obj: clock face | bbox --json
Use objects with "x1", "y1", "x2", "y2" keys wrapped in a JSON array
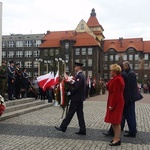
[{"x1": 65, "y1": 42, "x2": 69, "y2": 49}]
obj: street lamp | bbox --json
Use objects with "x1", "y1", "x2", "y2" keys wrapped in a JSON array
[
  {"x1": 44, "y1": 60, "x2": 51, "y2": 73},
  {"x1": 35, "y1": 58, "x2": 43, "y2": 76}
]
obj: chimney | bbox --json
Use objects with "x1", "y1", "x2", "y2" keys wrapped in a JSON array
[{"x1": 46, "y1": 30, "x2": 50, "y2": 34}]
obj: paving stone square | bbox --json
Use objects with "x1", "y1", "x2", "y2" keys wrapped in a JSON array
[{"x1": 0, "y1": 93, "x2": 150, "y2": 150}]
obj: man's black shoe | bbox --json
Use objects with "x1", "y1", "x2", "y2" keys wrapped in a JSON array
[
  {"x1": 75, "y1": 131, "x2": 86, "y2": 135},
  {"x1": 54, "y1": 126, "x2": 66, "y2": 132},
  {"x1": 124, "y1": 133, "x2": 136, "y2": 138},
  {"x1": 103, "y1": 132, "x2": 114, "y2": 137},
  {"x1": 125, "y1": 130, "x2": 137, "y2": 133}
]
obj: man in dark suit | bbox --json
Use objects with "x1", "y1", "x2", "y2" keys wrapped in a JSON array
[
  {"x1": 123, "y1": 61, "x2": 143, "y2": 137},
  {"x1": 55, "y1": 62, "x2": 86, "y2": 135}
]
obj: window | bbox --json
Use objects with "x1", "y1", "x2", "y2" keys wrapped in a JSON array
[
  {"x1": 81, "y1": 24, "x2": 84, "y2": 30},
  {"x1": 25, "y1": 61, "x2": 32, "y2": 68},
  {"x1": 16, "y1": 41, "x2": 23, "y2": 47},
  {"x1": 15, "y1": 61, "x2": 23, "y2": 68},
  {"x1": 81, "y1": 48, "x2": 86, "y2": 55},
  {"x1": 65, "y1": 54, "x2": 69, "y2": 60},
  {"x1": 104, "y1": 64, "x2": 108, "y2": 70},
  {"x1": 26, "y1": 72, "x2": 32, "y2": 77},
  {"x1": 25, "y1": 51, "x2": 32, "y2": 57},
  {"x1": 75, "y1": 48, "x2": 80, "y2": 55},
  {"x1": 16, "y1": 51, "x2": 23, "y2": 57},
  {"x1": 110, "y1": 55, "x2": 114, "y2": 61},
  {"x1": 88, "y1": 59, "x2": 92, "y2": 67},
  {"x1": 115, "y1": 55, "x2": 119, "y2": 61},
  {"x1": 55, "y1": 49, "x2": 59, "y2": 55},
  {"x1": 2, "y1": 51, "x2": 6, "y2": 58},
  {"x1": 104, "y1": 73, "x2": 108, "y2": 80},
  {"x1": 7, "y1": 51, "x2": 14, "y2": 58},
  {"x1": 144, "y1": 54, "x2": 148, "y2": 60},
  {"x1": 81, "y1": 59, "x2": 86, "y2": 66},
  {"x1": 88, "y1": 71, "x2": 92, "y2": 77},
  {"x1": 144, "y1": 64, "x2": 149, "y2": 69},
  {"x1": 2, "y1": 41, "x2": 6, "y2": 48},
  {"x1": 33, "y1": 61, "x2": 39, "y2": 68},
  {"x1": 135, "y1": 73, "x2": 139, "y2": 79},
  {"x1": 109, "y1": 48, "x2": 115, "y2": 52},
  {"x1": 8, "y1": 41, "x2": 14, "y2": 48},
  {"x1": 129, "y1": 54, "x2": 133, "y2": 61},
  {"x1": 88, "y1": 48, "x2": 93, "y2": 55},
  {"x1": 144, "y1": 74, "x2": 148, "y2": 78},
  {"x1": 66, "y1": 66, "x2": 69, "y2": 72},
  {"x1": 49, "y1": 49, "x2": 54, "y2": 56},
  {"x1": 33, "y1": 51, "x2": 40, "y2": 57},
  {"x1": 25, "y1": 40, "x2": 32, "y2": 47},
  {"x1": 104, "y1": 55, "x2": 108, "y2": 61},
  {"x1": 65, "y1": 42, "x2": 69, "y2": 49},
  {"x1": 75, "y1": 59, "x2": 79, "y2": 63},
  {"x1": 128, "y1": 48, "x2": 134, "y2": 52},
  {"x1": 135, "y1": 54, "x2": 139, "y2": 60},
  {"x1": 34, "y1": 40, "x2": 41, "y2": 47},
  {"x1": 123, "y1": 54, "x2": 127, "y2": 60},
  {"x1": 134, "y1": 64, "x2": 139, "y2": 70}
]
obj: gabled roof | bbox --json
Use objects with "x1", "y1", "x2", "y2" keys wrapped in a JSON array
[
  {"x1": 143, "y1": 41, "x2": 150, "y2": 53},
  {"x1": 103, "y1": 38, "x2": 144, "y2": 52},
  {"x1": 40, "y1": 31, "x2": 100, "y2": 48},
  {"x1": 87, "y1": 16, "x2": 101, "y2": 27}
]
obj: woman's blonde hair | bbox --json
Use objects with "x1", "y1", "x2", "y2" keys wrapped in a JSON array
[{"x1": 110, "y1": 64, "x2": 122, "y2": 75}]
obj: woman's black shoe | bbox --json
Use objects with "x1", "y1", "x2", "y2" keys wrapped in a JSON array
[{"x1": 109, "y1": 140, "x2": 121, "y2": 146}]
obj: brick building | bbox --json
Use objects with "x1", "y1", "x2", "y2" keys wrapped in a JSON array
[{"x1": 2, "y1": 8, "x2": 150, "y2": 82}]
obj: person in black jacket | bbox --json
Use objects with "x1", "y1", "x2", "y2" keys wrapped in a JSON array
[
  {"x1": 15, "y1": 63, "x2": 22, "y2": 99},
  {"x1": 55, "y1": 62, "x2": 86, "y2": 135},
  {"x1": 123, "y1": 61, "x2": 143, "y2": 137}
]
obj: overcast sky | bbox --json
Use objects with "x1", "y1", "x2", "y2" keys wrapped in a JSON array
[{"x1": 1, "y1": 0, "x2": 150, "y2": 40}]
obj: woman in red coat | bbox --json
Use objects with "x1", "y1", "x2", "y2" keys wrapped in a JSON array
[{"x1": 104, "y1": 64, "x2": 125, "y2": 146}]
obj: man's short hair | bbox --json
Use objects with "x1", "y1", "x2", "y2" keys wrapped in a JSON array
[{"x1": 123, "y1": 61, "x2": 131, "y2": 68}]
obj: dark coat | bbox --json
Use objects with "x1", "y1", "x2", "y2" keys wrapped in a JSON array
[
  {"x1": 125, "y1": 68, "x2": 143, "y2": 102},
  {"x1": 121, "y1": 71, "x2": 131, "y2": 105},
  {"x1": 105, "y1": 75, "x2": 125, "y2": 124},
  {"x1": 70, "y1": 72, "x2": 86, "y2": 101}
]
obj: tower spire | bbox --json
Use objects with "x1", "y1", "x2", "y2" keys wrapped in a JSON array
[{"x1": 91, "y1": 8, "x2": 96, "y2": 17}]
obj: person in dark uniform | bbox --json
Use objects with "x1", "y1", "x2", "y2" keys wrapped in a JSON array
[
  {"x1": 7, "y1": 60, "x2": 15, "y2": 100},
  {"x1": 0, "y1": 60, "x2": 8, "y2": 100},
  {"x1": 15, "y1": 63, "x2": 22, "y2": 99},
  {"x1": 55, "y1": 62, "x2": 86, "y2": 135}
]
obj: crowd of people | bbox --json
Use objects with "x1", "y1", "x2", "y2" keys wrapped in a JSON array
[
  {"x1": 0, "y1": 59, "x2": 145, "y2": 146},
  {"x1": 55, "y1": 61, "x2": 143, "y2": 147},
  {"x1": 0, "y1": 60, "x2": 54, "y2": 102},
  {"x1": 86, "y1": 77, "x2": 106, "y2": 98}
]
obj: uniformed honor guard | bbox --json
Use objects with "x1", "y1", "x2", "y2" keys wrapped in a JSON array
[
  {"x1": 15, "y1": 63, "x2": 22, "y2": 99},
  {"x1": 7, "y1": 60, "x2": 16, "y2": 100},
  {"x1": 55, "y1": 62, "x2": 86, "y2": 135},
  {"x1": 0, "y1": 60, "x2": 8, "y2": 100}
]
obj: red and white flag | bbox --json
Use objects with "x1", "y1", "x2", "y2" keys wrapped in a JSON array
[{"x1": 37, "y1": 72, "x2": 55, "y2": 91}]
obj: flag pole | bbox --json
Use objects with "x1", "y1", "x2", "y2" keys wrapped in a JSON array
[{"x1": 53, "y1": 58, "x2": 59, "y2": 107}]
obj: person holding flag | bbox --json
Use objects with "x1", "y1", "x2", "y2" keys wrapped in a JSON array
[{"x1": 55, "y1": 62, "x2": 86, "y2": 135}]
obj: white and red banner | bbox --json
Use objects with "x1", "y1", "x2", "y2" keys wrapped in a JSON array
[{"x1": 37, "y1": 71, "x2": 59, "y2": 91}]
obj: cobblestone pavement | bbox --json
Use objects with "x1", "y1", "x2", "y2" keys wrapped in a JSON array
[{"x1": 0, "y1": 94, "x2": 150, "y2": 150}]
